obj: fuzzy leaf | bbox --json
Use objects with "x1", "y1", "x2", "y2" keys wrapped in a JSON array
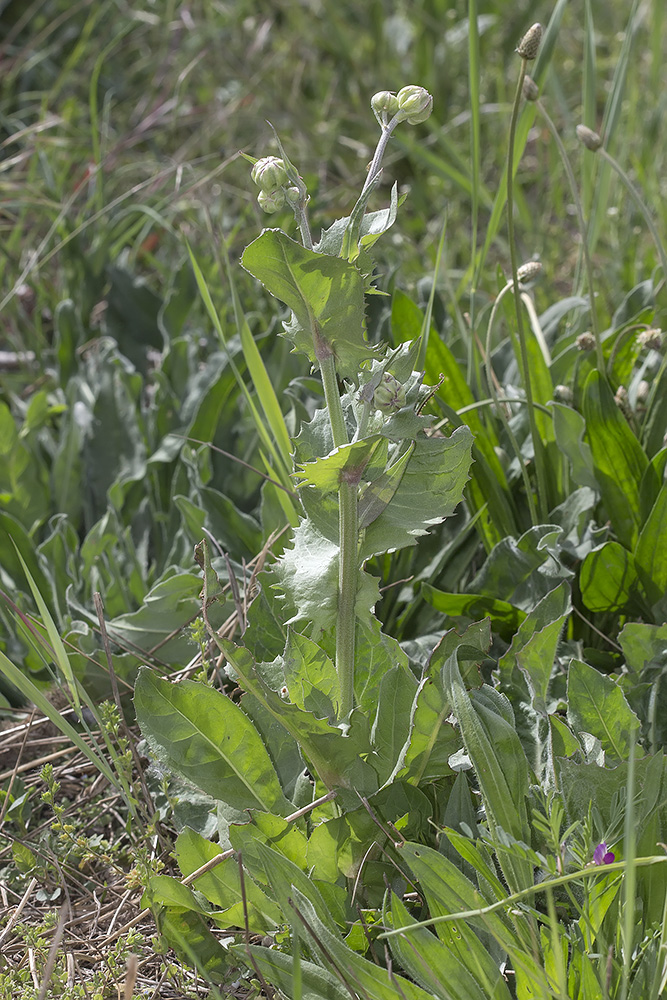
[{"x1": 567, "y1": 658, "x2": 640, "y2": 762}]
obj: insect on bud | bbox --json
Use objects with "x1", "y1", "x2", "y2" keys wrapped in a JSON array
[
  {"x1": 522, "y1": 75, "x2": 539, "y2": 102},
  {"x1": 576, "y1": 125, "x2": 602, "y2": 152},
  {"x1": 396, "y1": 85, "x2": 433, "y2": 125},
  {"x1": 257, "y1": 187, "x2": 286, "y2": 214},
  {"x1": 251, "y1": 156, "x2": 288, "y2": 191},
  {"x1": 517, "y1": 260, "x2": 543, "y2": 284},
  {"x1": 516, "y1": 23, "x2": 543, "y2": 60},
  {"x1": 373, "y1": 373, "x2": 407, "y2": 414},
  {"x1": 371, "y1": 91, "x2": 400, "y2": 120}
]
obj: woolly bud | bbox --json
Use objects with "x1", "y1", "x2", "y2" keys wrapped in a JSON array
[
  {"x1": 396, "y1": 85, "x2": 433, "y2": 125},
  {"x1": 251, "y1": 156, "x2": 288, "y2": 191},
  {"x1": 371, "y1": 90, "x2": 400, "y2": 119},
  {"x1": 523, "y1": 75, "x2": 539, "y2": 102},
  {"x1": 637, "y1": 327, "x2": 663, "y2": 351},
  {"x1": 373, "y1": 373, "x2": 407, "y2": 413},
  {"x1": 576, "y1": 125, "x2": 602, "y2": 152},
  {"x1": 517, "y1": 260, "x2": 543, "y2": 283},
  {"x1": 554, "y1": 384, "x2": 573, "y2": 403},
  {"x1": 576, "y1": 331, "x2": 596, "y2": 352},
  {"x1": 636, "y1": 380, "x2": 650, "y2": 404},
  {"x1": 257, "y1": 187, "x2": 286, "y2": 214},
  {"x1": 516, "y1": 23, "x2": 542, "y2": 60}
]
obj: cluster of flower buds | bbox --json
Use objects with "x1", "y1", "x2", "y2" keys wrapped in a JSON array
[
  {"x1": 251, "y1": 155, "x2": 300, "y2": 215},
  {"x1": 371, "y1": 86, "x2": 433, "y2": 127},
  {"x1": 373, "y1": 372, "x2": 407, "y2": 414}
]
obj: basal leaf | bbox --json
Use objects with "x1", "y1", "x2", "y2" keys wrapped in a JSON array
[
  {"x1": 580, "y1": 541, "x2": 638, "y2": 613},
  {"x1": 241, "y1": 229, "x2": 376, "y2": 379},
  {"x1": 550, "y1": 402, "x2": 598, "y2": 490},
  {"x1": 633, "y1": 482, "x2": 667, "y2": 606},
  {"x1": 422, "y1": 586, "x2": 526, "y2": 643},
  {"x1": 134, "y1": 668, "x2": 294, "y2": 814},
  {"x1": 371, "y1": 664, "x2": 419, "y2": 784},
  {"x1": 583, "y1": 369, "x2": 648, "y2": 548},
  {"x1": 567, "y1": 658, "x2": 640, "y2": 762},
  {"x1": 232, "y1": 944, "x2": 349, "y2": 1000}
]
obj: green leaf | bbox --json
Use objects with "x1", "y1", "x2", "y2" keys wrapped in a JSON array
[
  {"x1": 371, "y1": 664, "x2": 419, "y2": 783},
  {"x1": 387, "y1": 893, "x2": 497, "y2": 1000},
  {"x1": 583, "y1": 369, "x2": 648, "y2": 547},
  {"x1": 567, "y1": 658, "x2": 640, "y2": 762},
  {"x1": 634, "y1": 482, "x2": 667, "y2": 606},
  {"x1": 422, "y1": 586, "x2": 526, "y2": 643},
  {"x1": 174, "y1": 827, "x2": 282, "y2": 930},
  {"x1": 283, "y1": 629, "x2": 340, "y2": 720},
  {"x1": 232, "y1": 944, "x2": 349, "y2": 1000},
  {"x1": 134, "y1": 668, "x2": 294, "y2": 814},
  {"x1": 551, "y1": 402, "x2": 598, "y2": 490},
  {"x1": 360, "y1": 427, "x2": 473, "y2": 560},
  {"x1": 444, "y1": 654, "x2": 532, "y2": 892},
  {"x1": 580, "y1": 541, "x2": 639, "y2": 613},
  {"x1": 241, "y1": 229, "x2": 376, "y2": 379},
  {"x1": 295, "y1": 436, "x2": 385, "y2": 492}
]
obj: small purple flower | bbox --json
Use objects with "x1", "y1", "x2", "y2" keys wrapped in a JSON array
[{"x1": 593, "y1": 842, "x2": 615, "y2": 865}]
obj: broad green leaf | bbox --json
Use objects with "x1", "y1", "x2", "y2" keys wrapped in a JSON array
[
  {"x1": 387, "y1": 893, "x2": 497, "y2": 1000},
  {"x1": 619, "y1": 622, "x2": 667, "y2": 676},
  {"x1": 422, "y1": 586, "x2": 526, "y2": 643},
  {"x1": 444, "y1": 654, "x2": 532, "y2": 892},
  {"x1": 371, "y1": 664, "x2": 418, "y2": 783},
  {"x1": 175, "y1": 827, "x2": 281, "y2": 923},
  {"x1": 289, "y1": 885, "x2": 435, "y2": 1000},
  {"x1": 580, "y1": 541, "x2": 638, "y2": 612},
  {"x1": 241, "y1": 229, "x2": 376, "y2": 379},
  {"x1": 134, "y1": 668, "x2": 294, "y2": 814},
  {"x1": 550, "y1": 402, "x2": 598, "y2": 490},
  {"x1": 583, "y1": 369, "x2": 648, "y2": 547},
  {"x1": 228, "y1": 812, "x2": 308, "y2": 872},
  {"x1": 283, "y1": 629, "x2": 339, "y2": 720},
  {"x1": 232, "y1": 944, "x2": 349, "y2": 1000},
  {"x1": 360, "y1": 426, "x2": 473, "y2": 559},
  {"x1": 358, "y1": 442, "x2": 413, "y2": 529},
  {"x1": 393, "y1": 666, "x2": 460, "y2": 786},
  {"x1": 567, "y1": 658, "x2": 640, "y2": 762},
  {"x1": 354, "y1": 614, "x2": 411, "y2": 721},
  {"x1": 220, "y1": 639, "x2": 378, "y2": 793},
  {"x1": 634, "y1": 482, "x2": 667, "y2": 606},
  {"x1": 295, "y1": 436, "x2": 385, "y2": 492}
]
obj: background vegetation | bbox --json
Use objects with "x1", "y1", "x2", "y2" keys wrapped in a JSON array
[{"x1": 1, "y1": 0, "x2": 666, "y2": 997}]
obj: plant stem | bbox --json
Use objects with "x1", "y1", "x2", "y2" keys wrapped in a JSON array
[
  {"x1": 317, "y1": 349, "x2": 357, "y2": 720},
  {"x1": 507, "y1": 59, "x2": 549, "y2": 522}
]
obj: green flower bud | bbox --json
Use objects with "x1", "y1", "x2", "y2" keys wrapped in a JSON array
[
  {"x1": 576, "y1": 125, "x2": 602, "y2": 152},
  {"x1": 396, "y1": 85, "x2": 433, "y2": 125},
  {"x1": 251, "y1": 156, "x2": 288, "y2": 191},
  {"x1": 285, "y1": 185, "x2": 302, "y2": 206},
  {"x1": 257, "y1": 187, "x2": 286, "y2": 214},
  {"x1": 373, "y1": 372, "x2": 407, "y2": 413},
  {"x1": 371, "y1": 91, "x2": 400, "y2": 119},
  {"x1": 516, "y1": 23, "x2": 542, "y2": 60}
]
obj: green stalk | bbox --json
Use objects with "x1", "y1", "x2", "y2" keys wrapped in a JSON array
[
  {"x1": 506, "y1": 57, "x2": 549, "y2": 522},
  {"x1": 317, "y1": 349, "x2": 357, "y2": 721}
]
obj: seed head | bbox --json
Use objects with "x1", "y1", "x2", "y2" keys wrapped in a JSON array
[
  {"x1": 396, "y1": 85, "x2": 434, "y2": 125},
  {"x1": 576, "y1": 125, "x2": 602, "y2": 152},
  {"x1": 522, "y1": 75, "x2": 540, "y2": 102},
  {"x1": 637, "y1": 327, "x2": 663, "y2": 351},
  {"x1": 517, "y1": 260, "x2": 543, "y2": 284},
  {"x1": 576, "y1": 331, "x2": 596, "y2": 352},
  {"x1": 517, "y1": 23, "x2": 543, "y2": 61}
]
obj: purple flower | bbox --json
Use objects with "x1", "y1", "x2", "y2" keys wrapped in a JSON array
[{"x1": 593, "y1": 842, "x2": 615, "y2": 865}]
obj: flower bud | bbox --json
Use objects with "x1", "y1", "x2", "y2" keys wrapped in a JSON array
[
  {"x1": 576, "y1": 125, "x2": 602, "y2": 152},
  {"x1": 396, "y1": 85, "x2": 433, "y2": 125},
  {"x1": 516, "y1": 23, "x2": 542, "y2": 60},
  {"x1": 576, "y1": 331, "x2": 596, "y2": 352},
  {"x1": 251, "y1": 156, "x2": 288, "y2": 191},
  {"x1": 257, "y1": 187, "x2": 286, "y2": 214},
  {"x1": 554, "y1": 384, "x2": 573, "y2": 403},
  {"x1": 636, "y1": 379, "x2": 650, "y2": 404},
  {"x1": 371, "y1": 90, "x2": 399, "y2": 119},
  {"x1": 373, "y1": 373, "x2": 407, "y2": 413},
  {"x1": 522, "y1": 75, "x2": 539, "y2": 102},
  {"x1": 517, "y1": 260, "x2": 543, "y2": 284},
  {"x1": 285, "y1": 186, "x2": 302, "y2": 206}
]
